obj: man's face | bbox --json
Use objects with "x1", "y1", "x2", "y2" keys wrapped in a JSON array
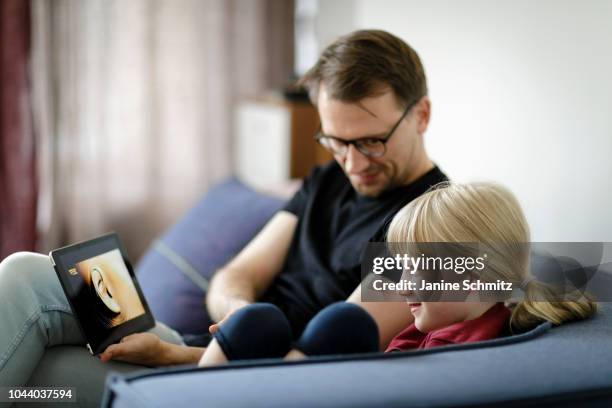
[{"x1": 317, "y1": 85, "x2": 430, "y2": 197}]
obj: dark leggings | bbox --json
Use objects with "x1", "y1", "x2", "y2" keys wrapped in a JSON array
[{"x1": 213, "y1": 302, "x2": 379, "y2": 361}]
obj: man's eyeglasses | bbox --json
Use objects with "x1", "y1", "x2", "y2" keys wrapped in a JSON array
[{"x1": 314, "y1": 103, "x2": 413, "y2": 158}]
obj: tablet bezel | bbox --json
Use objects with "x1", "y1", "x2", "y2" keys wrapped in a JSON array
[{"x1": 50, "y1": 232, "x2": 155, "y2": 355}]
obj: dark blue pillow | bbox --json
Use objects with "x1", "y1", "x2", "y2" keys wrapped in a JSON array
[{"x1": 136, "y1": 178, "x2": 285, "y2": 335}]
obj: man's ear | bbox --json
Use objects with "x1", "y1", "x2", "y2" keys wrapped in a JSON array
[{"x1": 415, "y1": 96, "x2": 431, "y2": 135}]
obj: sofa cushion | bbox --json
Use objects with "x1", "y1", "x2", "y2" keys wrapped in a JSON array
[{"x1": 136, "y1": 178, "x2": 285, "y2": 335}]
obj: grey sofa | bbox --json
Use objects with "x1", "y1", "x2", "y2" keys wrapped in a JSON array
[{"x1": 102, "y1": 302, "x2": 612, "y2": 407}]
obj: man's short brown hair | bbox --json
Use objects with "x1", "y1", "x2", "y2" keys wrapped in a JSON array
[{"x1": 299, "y1": 29, "x2": 427, "y2": 109}]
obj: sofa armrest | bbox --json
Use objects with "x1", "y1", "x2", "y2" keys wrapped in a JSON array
[{"x1": 103, "y1": 305, "x2": 612, "y2": 407}]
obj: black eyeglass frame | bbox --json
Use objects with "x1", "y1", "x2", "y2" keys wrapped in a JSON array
[{"x1": 314, "y1": 102, "x2": 414, "y2": 158}]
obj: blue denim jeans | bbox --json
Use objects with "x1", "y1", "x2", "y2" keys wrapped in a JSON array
[{"x1": 0, "y1": 252, "x2": 184, "y2": 407}]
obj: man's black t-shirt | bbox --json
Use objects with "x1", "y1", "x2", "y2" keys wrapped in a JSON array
[{"x1": 260, "y1": 161, "x2": 448, "y2": 336}]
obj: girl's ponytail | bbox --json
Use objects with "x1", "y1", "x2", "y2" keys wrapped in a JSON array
[{"x1": 509, "y1": 280, "x2": 597, "y2": 332}]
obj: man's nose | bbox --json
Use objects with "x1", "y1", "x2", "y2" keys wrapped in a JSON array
[{"x1": 344, "y1": 145, "x2": 370, "y2": 174}]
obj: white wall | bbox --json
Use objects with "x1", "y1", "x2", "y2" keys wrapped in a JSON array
[{"x1": 316, "y1": 0, "x2": 612, "y2": 241}]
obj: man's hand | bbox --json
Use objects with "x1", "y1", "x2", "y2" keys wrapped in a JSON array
[
  {"x1": 100, "y1": 332, "x2": 205, "y2": 367},
  {"x1": 99, "y1": 333, "x2": 170, "y2": 367},
  {"x1": 208, "y1": 299, "x2": 250, "y2": 334}
]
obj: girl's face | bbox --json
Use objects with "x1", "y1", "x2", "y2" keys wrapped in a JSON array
[
  {"x1": 398, "y1": 269, "x2": 491, "y2": 333},
  {"x1": 398, "y1": 268, "x2": 470, "y2": 332}
]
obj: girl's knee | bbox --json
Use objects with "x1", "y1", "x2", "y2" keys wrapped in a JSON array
[
  {"x1": 296, "y1": 302, "x2": 379, "y2": 356},
  {"x1": 226, "y1": 304, "x2": 290, "y2": 335},
  {"x1": 307, "y1": 302, "x2": 377, "y2": 331},
  {"x1": 214, "y1": 303, "x2": 293, "y2": 360}
]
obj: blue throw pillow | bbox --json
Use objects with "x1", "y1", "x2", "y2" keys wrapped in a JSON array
[{"x1": 136, "y1": 178, "x2": 285, "y2": 334}]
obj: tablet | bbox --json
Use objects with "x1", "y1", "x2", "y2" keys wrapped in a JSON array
[{"x1": 49, "y1": 232, "x2": 155, "y2": 355}]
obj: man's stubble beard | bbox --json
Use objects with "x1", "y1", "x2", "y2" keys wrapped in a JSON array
[{"x1": 348, "y1": 161, "x2": 399, "y2": 198}]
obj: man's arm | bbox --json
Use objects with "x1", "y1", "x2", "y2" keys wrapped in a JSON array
[
  {"x1": 206, "y1": 211, "x2": 298, "y2": 329},
  {"x1": 347, "y1": 285, "x2": 413, "y2": 351}
]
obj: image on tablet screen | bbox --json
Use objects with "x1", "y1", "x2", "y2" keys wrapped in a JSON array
[{"x1": 75, "y1": 249, "x2": 145, "y2": 329}]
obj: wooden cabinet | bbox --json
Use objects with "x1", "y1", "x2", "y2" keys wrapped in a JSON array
[{"x1": 235, "y1": 96, "x2": 332, "y2": 188}]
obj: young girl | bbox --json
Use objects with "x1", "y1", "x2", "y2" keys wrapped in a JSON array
[{"x1": 198, "y1": 182, "x2": 596, "y2": 366}]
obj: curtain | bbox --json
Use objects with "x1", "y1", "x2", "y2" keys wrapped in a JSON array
[
  {"x1": 31, "y1": 0, "x2": 294, "y2": 260},
  {"x1": 0, "y1": 0, "x2": 37, "y2": 259}
]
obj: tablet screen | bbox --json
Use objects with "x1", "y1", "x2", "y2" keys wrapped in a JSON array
[{"x1": 73, "y1": 249, "x2": 145, "y2": 329}]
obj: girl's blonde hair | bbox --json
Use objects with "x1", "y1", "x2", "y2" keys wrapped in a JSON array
[{"x1": 387, "y1": 181, "x2": 596, "y2": 332}]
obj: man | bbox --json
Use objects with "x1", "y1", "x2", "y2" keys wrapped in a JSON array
[
  {"x1": 0, "y1": 29, "x2": 446, "y2": 397},
  {"x1": 102, "y1": 29, "x2": 446, "y2": 362}
]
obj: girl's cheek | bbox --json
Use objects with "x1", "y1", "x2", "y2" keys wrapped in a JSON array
[{"x1": 419, "y1": 303, "x2": 448, "y2": 332}]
